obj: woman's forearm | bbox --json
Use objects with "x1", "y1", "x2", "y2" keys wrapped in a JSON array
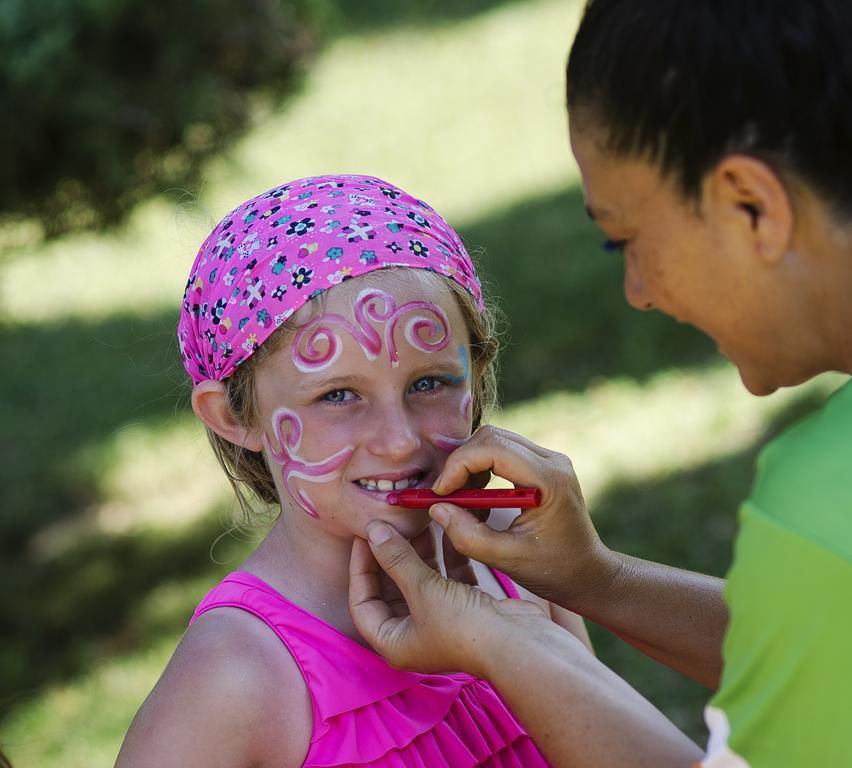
[
  {"x1": 482, "y1": 617, "x2": 705, "y2": 768},
  {"x1": 563, "y1": 553, "x2": 727, "y2": 689}
]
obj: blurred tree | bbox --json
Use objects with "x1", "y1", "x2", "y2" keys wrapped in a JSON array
[{"x1": 0, "y1": 0, "x2": 327, "y2": 237}]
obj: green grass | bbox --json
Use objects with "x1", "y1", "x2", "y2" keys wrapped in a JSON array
[{"x1": 0, "y1": 0, "x2": 844, "y2": 764}]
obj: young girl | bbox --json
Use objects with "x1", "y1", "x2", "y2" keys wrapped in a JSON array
[{"x1": 116, "y1": 174, "x2": 590, "y2": 768}]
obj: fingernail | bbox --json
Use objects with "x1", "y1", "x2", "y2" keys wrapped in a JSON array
[
  {"x1": 367, "y1": 521, "x2": 393, "y2": 545},
  {"x1": 429, "y1": 504, "x2": 450, "y2": 528}
]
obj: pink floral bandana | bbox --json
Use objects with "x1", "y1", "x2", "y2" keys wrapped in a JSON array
[{"x1": 177, "y1": 174, "x2": 484, "y2": 384}]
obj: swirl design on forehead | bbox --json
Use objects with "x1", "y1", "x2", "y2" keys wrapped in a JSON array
[
  {"x1": 292, "y1": 289, "x2": 450, "y2": 372},
  {"x1": 263, "y1": 407, "x2": 354, "y2": 518}
]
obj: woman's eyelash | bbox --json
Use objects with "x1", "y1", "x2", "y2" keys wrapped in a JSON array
[{"x1": 602, "y1": 238, "x2": 628, "y2": 253}]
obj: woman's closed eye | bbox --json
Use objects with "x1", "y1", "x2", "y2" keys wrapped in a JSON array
[{"x1": 601, "y1": 238, "x2": 628, "y2": 253}]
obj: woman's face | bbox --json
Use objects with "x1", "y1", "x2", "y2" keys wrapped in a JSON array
[
  {"x1": 570, "y1": 121, "x2": 807, "y2": 396},
  {"x1": 252, "y1": 270, "x2": 473, "y2": 540}
]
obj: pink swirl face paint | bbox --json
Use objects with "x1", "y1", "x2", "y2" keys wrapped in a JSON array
[
  {"x1": 263, "y1": 407, "x2": 354, "y2": 517},
  {"x1": 460, "y1": 391, "x2": 472, "y2": 421},
  {"x1": 432, "y1": 434, "x2": 466, "y2": 453},
  {"x1": 292, "y1": 289, "x2": 450, "y2": 372}
]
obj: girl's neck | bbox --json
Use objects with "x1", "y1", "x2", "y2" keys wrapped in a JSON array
[{"x1": 241, "y1": 513, "x2": 362, "y2": 640}]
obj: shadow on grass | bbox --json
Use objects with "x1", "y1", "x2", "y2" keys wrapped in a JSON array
[
  {"x1": 0, "y1": 507, "x2": 254, "y2": 720},
  {"x1": 0, "y1": 311, "x2": 212, "y2": 715},
  {"x1": 0, "y1": 312, "x2": 187, "y2": 552},
  {"x1": 585, "y1": 385, "x2": 833, "y2": 742},
  {"x1": 459, "y1": 184, "x2": 720, "y2": 405}
]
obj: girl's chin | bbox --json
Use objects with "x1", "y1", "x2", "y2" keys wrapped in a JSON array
[{"x1": 361, "y1": 510, "x2": 432, "y2": 541}]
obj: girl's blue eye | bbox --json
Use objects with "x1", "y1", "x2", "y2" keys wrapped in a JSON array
[
  {"x1": 411, "y1": 376, "x2": 441, "y2": 393},
  {"x1": 602, "y1": 238, "x2": 628, "y2": 253},
  {"x1": 323, "y1": 389, "x2": 355, "y2": 403}
]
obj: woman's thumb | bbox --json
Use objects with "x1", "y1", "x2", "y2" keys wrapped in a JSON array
[{"x1": 366, "y1": 521, "x2": 432, "y2": 591}]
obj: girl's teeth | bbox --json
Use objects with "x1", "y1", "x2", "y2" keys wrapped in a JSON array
[{"x1": 358, "y1": 475, "x2": 420, "y2": 491}]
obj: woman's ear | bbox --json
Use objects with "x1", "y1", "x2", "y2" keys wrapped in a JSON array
[
  {"x1": 191, "y1": 380, "x2": 263, "y2": 452},
  {"x1": 707, "y1": 155, "x2": 794, "y2": 265}
]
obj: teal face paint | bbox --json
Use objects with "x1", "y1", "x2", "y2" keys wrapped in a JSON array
[{"x1": 445, "y1": 344, "x2": 470, "y2": 386}]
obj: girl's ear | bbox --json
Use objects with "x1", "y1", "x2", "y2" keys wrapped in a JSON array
[
  {"x1": 707, "y1": 155, "x2": 794, "y2": 265},
  {"x1": 191, "y1": 380, "x2": 263, "y2": 452}
]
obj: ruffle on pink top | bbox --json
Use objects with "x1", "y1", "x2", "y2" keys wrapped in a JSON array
[{"x1": 191, "y1": 571, "x2": 550, "y2": 767}]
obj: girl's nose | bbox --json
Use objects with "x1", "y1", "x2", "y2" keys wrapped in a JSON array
[{"x1": 366, "y1": 402, "x2": 421, "y2": 459}]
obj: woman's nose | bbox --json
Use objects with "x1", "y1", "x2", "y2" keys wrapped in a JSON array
[{"x1": 623, "y1": 253, "x2": 653, "y2": 311}]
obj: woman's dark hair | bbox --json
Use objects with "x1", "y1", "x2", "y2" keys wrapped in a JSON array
[{"x1": 566, "y1": 0, "x2": 852, "y2": 217}]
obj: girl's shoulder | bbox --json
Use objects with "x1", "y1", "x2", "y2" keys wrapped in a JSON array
[{"x1": 117, "y1": 607, "x2": 311, "y2": 768}]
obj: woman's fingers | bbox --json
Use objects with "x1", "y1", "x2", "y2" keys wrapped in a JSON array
[
  {"x1": 466, "y1": 469, "x2": 493, "y2": 490},
  {"x1": 433, "y1": 426, "x2": 549, "y2": 495},
  {"x1": 492, "y1": 428, "x2": 560, "y2": 460},
  {"x1": 424, "y1": 425, "x2": 603, "y2": 609}
]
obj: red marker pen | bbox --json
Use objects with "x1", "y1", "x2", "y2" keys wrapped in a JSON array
[{"x1": 385, "y1": 487, "x2": 541, "y2": 510}]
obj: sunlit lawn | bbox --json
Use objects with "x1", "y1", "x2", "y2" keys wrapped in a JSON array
[{"x1": 0, "y1": 1, "x2": 843, "y2": 765}]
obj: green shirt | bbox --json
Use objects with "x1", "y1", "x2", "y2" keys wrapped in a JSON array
[{"x1": 702, "y1": 380, "x2": 852, "y2": 767}]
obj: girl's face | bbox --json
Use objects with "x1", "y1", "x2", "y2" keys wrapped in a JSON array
[{"x1": 252, "y1": 270, "x2": 473, "y2": 540}]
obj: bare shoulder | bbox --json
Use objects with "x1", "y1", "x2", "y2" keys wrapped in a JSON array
[{"x1": 116, "y1": 607, "x2": 312, "y2": 768}]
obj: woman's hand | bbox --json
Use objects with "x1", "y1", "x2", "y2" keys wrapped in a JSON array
[
  {"x1": 349, "y1": 522, "x2": 705, "y2": 768},
  {"x1": 426, "y1": 426, "x2": 728, "y2": 689},
  {"x1": 428, "y1": 425, "x2": 618, "y2": 611},
  {"x1": 349, "y1": 521, "x2": 548, "y2": 677}
]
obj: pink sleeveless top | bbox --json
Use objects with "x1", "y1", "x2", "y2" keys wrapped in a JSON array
[{"x1": 191, "y1": 570, "x2": 550, "y2": 767}]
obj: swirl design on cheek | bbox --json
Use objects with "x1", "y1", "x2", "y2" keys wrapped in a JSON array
[
  {"x1": 291, "y1": 289, "x2": 450, "y2": 372},
  {"x1": 431, "y1": 392, "x2": 474, "y2": 454},
  {"x1": 460, "y1": 391, "x2": 473, "y2": 421},
  {"x1": 432, "y1": 434, "x2": 466, "y2": 453},
  {"x1": 263, "y1": 407, "x2": 354, "y2": 517}
]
